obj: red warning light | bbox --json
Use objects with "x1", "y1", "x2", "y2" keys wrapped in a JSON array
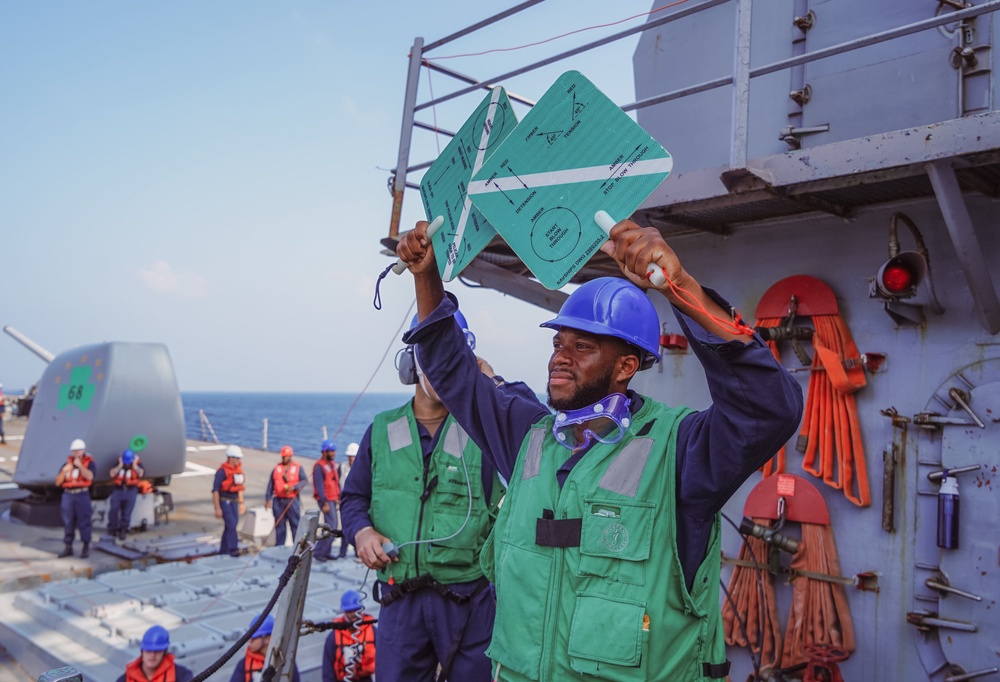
[
  {"x1": 872, "y1": 251, "x2": 927, "y2": 300},
  {"x1": 882, "y1": 264, "x2": 914, "y2": 294}
]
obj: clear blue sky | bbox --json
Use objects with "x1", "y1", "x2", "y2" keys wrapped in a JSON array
[{"x1": 2, "y1": 1, "x2": 654, "y2": 393}]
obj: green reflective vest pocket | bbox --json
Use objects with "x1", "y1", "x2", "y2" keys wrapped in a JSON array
[
  {"x1": 578, "y1": 499, "x2": 655, "y2": 585},
  {"x1": 568, "y1": 594, "x2": 648, "y2": 680},
  {"x1": 425, "y1": 508, "x2": 479, "y2": 567}
]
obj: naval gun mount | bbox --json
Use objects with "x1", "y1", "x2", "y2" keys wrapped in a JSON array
[{"x1": 3, "y1": 326, "x2": 187, "y2": 526}]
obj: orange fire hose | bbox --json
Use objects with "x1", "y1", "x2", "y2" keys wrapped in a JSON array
[
  {"x1": 722, "y1": 518, "x2": 783, "y2": 671},
  {"x1": 755, "y1": 303, "x2": 871, "y2": 507},
  {"x1": 799, "y1": 316, "x2": 871, "y2": 507},
  {"x1": 781, "y1": 523, "x2": 856, "y2": 668}
]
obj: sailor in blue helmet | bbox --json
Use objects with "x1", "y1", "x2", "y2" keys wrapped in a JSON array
[
  {"x1": 117, "y1": 625, "x2": 194, "y2": 682},
  {"x1": 108, "y1": 448, "x2": 144, "y2": 541},
  {"x1": 228, "y1": 613, "x2": 301, "y2": 682},
  {"x1": 342, "y1": 310, "x2": 522, "y2": 681},
  {"x1": 323, "y1": 589, "x2": 378, "y2": 682},
  {"x1": 396, "y1": 218, "x2": 803, "y2": 681},
  {"x1": 313, "y1": 439, "x2": 347, "y2": 561}
]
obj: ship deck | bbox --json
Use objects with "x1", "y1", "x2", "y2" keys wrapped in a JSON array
[{"x1": 0, "y1": 416, "x2": 373, "y2": 681}]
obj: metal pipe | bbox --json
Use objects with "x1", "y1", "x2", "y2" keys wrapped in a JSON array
[
  {"x1": 944, "y1": 668, "x2": 1000, "y2": 682},
  {"x1": 925, "y1": 579, "x2": 982, "y2": 601},
  {"x1": 422, "y1": 60, "x2": 536, "y2": 107},
  {"x1": 415, "y1": 0, "x2": 731, "y2": 112},
  {"x1": 389, "y1": 37, "x2": 424, "y2": 239},
  {"x1": 413, "y1": 120, "x2": 456, "y2": 137},
  {"x1": 422, "y1": 0, "x2": 546, "y2": 53},
  {"x1": 750, "y1": 1, "x2": 1000, "y2": 79},
  {"x1": 622, "y1": 76, "x2": 734, "y2": 113},
  {"x1": 730, "y1": 0, "x2": 753, "y2": 169},
  {"x1": 926, "y1": 159, "x2": 1000, "y2": 334},
  {"x1": 2, "y1": 325, "x2": 55, "y2": 363}
]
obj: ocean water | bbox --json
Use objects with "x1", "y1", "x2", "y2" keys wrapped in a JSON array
[{"x1": 181, "y1": 392, "x2": 412, "y2": 461}]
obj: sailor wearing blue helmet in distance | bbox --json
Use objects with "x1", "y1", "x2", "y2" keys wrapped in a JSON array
[{"x1": 396, "y1": 216, "x2": 803, "y2": 681}]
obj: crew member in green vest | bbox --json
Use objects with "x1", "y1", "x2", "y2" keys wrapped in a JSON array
[
  {"x1": 342, "y1": 311, "x2": 522, "y2": 681},
  {"x1": 395, "y1": 218, "x2": 803, "y2": 681}
]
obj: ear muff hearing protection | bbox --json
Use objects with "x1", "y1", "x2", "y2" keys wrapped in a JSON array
[{"x1": 396, "y1": 346, "x2": 418, "y2": 385}]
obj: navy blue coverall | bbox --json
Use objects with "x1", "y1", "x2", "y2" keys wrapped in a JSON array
[{"x1": 401, "y1": 290, "x2": 804, "y2": 591}]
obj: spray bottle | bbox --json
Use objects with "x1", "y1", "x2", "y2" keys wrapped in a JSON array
[{"x1": 936, "y1": 474, "x2": 960, "y2": 550}]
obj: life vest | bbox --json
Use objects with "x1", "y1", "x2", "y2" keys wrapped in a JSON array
[
  {"x1": 369, "y1": 402, "x2": 500, "y2": 584},
  {"x1": 313, "y1": 459, "x2": 340, "y2": 503},
  {"x1": 137, "y1": 480, "x2": 154, "y2": 494},
  {"x1": 220, "y1": 461, "x2": 246, "y2": 494},
  {"x1": 332, "y1": 615, "x2": 376, "y2": 680},
  {"x1": 271, "y1": 462, "x2": 301, "y2": 499},
  {"x1": 114, "y1": 459, "x2": 142, "y2": 487},
  {"x1": 482, "y1": 398, "x2": 731, "y2": 682},
  {"x1": 124, "y1": 653, "x2": 178, "y2": 682},
  {"x1": 243, "y1": 649, "x2": 266, "y2": 682},
  {"x1": 62, "y1": 454, "x2": 95, "y2": 489}
]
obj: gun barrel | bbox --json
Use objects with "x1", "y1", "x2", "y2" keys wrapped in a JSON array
[{"x1": 3, "y1": 326, "x2": 55, "y2": 363}]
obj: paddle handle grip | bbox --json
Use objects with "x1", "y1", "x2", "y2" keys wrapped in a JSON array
[
  {"x1": 594, "y1": 211, "x2": 667, "y2": 287},
  {"x1": 392, "y1": 215, "x2": 444, "y2": 275}
]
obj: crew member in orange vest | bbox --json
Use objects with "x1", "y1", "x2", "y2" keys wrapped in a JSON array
[
  {"x1": 264, "y1": 445, "x2": 306, "y2": 546},
  {"x1": 116, "y1": 625, "x2": 193, "y2": 682},
  {"x1": 323, "y1": 590, "x2": 377, "y2": 682},
  {"x1": 213, "y1": 444, "x2": 247, "y2": 557},
  {"x1": 313, "y1": 440, "x2": 346, "y2": 561},
  {"x1": 108, "y1": 448, "x2": 144, "y2": 541},
  {"x1": 227, "y1": 613, "x2": 301, "y2": 682},
  {"x1": 55, "y1": 437, "x2": 96, "y2": 558}
]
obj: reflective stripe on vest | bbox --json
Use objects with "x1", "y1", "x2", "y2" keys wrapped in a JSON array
[
  {"x1": 332, "y1": 616, "x2": 377, "y2": 679},
  {"x1": 220, "y1": 461, "x2": 245, "y2": 493},
  {"x1": 271, "y1": 462, "x2": 300, "y2": 499},
  {"x1": 62, "y1": 454, "x2": 94, "y2": 489},
  {"x1": 114, "y1": 460, "x2": 142, "y2": 487},
  {"x1": 313, "y1": 460, "x2": 340, "y2": 502}
]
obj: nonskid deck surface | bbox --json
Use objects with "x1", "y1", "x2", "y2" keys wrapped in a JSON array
[{"x1": 0, "y1": 417, "x2": 373, "y2": 681}]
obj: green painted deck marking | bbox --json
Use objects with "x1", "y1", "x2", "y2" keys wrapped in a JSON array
[
  {"x1": 468, "y1": 71, "x2": 672, "y2": 290},
  {"x1": 419, "y1": 88, "x2": 518, "y2": 282}
]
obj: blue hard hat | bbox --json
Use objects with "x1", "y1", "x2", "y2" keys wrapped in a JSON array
[
  {"x1": 141, "y1": 625, "x2": 170, "y2": 652},
  {"x1": 250, "y1": 614, "x2": 275, "y2": 638},
  {"x1": 321, "y1": 439, "x2": 337, "y2": 453},
  {"x1": 121, "y1": 449, "x2": 135, "y2": 465},
  {"x1": 410, "y1": 310, "x2": 476, "y2": 350},
  {"x1": 541, "y1": 277, "x2": 661, "y2": 370},
  {"x1": 341, "y1": 589, "x2": 364, "y2": 612}
]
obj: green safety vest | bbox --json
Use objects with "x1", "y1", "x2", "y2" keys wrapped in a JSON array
[
  {"x1": 481, "y1": 397, "x2": 729, "y2": 681},
  {"x1": 370, "y1": 402, "x2": 499, "y2": 584}
]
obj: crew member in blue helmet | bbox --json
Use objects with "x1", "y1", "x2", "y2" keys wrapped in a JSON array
[
  {"x1": 323, "y1": 589, "x2": 377, "y2": 682},
  {"x1": 108, "y1": 448, "x2": 144, "y2": 541},
  {"x1": 228, "y1": 613, "x2": 301, "y2": 682},
  {"x1": 342, "y1": 311, "x2": 521, "y2": 681},
  {"x1": 55, "y1": 438, "x2": 97, "y2": 558},
  {"x1": 117, "y1": 625, "x2": 194, "y2": 682},
  {"x1": 396, "y1": 218, "x2": 803, "y2": 681},
  {"x1": 313, "y1": 439, "x2": 346, "y2": 561}
]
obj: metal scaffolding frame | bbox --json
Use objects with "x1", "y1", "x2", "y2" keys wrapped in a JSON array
[{"x1": 385, "y1": 0, "x2": 1000, "y2": 324}]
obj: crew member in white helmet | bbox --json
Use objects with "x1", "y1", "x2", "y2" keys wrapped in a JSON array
[{"x1": 213, "y1": 444, "x2": 246, "y2": 557}]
